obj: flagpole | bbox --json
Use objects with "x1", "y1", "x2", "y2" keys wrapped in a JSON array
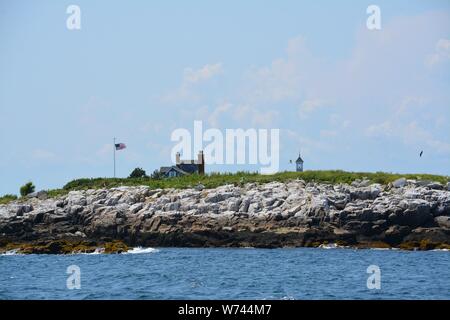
[{"x1": 113, "y1": 137, "x2": 116, "y2": 178}]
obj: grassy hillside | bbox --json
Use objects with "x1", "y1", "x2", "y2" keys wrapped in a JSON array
[
  {"x1": 62, "y1": 170, "x2": 450, "y2": 191},
  {"x1": 1, "y1": 170, "x2": 449, "y2": 205}
]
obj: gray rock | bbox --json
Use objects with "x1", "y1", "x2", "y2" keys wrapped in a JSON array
[
  {"x1": 392, "y1": 178, "x2": 407, "y2": 188},
  {"x1": 227, "y1": 199, "x2": 241, "y2": 212},
  {"x1": 129, "y1": 203, "x2": 144, "y2": 214},
  {"x1": 239, "y1": 198, "x2": 251, "y2": 212},
  {"x1": 75, "y1": 231, "x2": 87, "y2": 238},
  {"x1": 359, "y1": 208, "x2": 381, "y2": 221},
  {"x1": 204, "y1": 192, "x2": 233, "y2": 203},
  {"x1": 383, "y1": 225, "x2": 411, "y2": 243},
  {"x1": 397, "y1": 204, "x2": 432, "y2": 227},
  {"x1": 428, "y1": 182, "x2": 443, "y2": 190},
  {"x1": 27, "y1": 190, "x2": 48, "y2": 200},
  {"x1": 195, "y1": 184, "x2": 205, "y2": 191},
  {"x1": 434, "y1": 216, "x2": 450, "y2": 228}
]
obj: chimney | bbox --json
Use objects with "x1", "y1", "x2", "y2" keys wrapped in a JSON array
[
  {"x1": 176, "y1": 152, "x2": 181, "y2": 164},
  {"x1": 198, "y1": 151, "x2": 205, "y2": 175}
]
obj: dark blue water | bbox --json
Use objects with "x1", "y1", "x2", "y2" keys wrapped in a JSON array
[{"x1": 1, "y1": 248, "x2": 449, "y2": 299}]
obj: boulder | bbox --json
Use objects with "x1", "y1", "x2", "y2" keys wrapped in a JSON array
[
  {"x1": 27, "y1": 190, "x2": 48, "y2": 200},
  {"x1": 428, "y1": 182, "x2": 443, "y2": 190},
  {"x1": 195, "y1": 184, "x2": 205, "y2": 191},
  {"x1": 403, "y1": 227, "x2": 450, "y2": 244},
  {"x1": 383, "y1": 225, "x2": 411, "y2": 244},
  {"x1": 358, "y1": 208, "x2": 381, "y2": 222},
  {"x1": 434, "y1": 216, "x2": 450, "y2": 229},
  {"x1": 397, "y1": 204, "x2": 432, "y2": 227},
  {"x1": 392, "y1": 178, "x2": 407, "y2": 188}
]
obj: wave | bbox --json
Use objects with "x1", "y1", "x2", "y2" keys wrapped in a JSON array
[
  {"x1": 84, "y1": 248, "x2": 105, "y2": 255},
  {"x1": 0, "y1": 249, "x2": 22, "y2": 256},
  {"x1": 1, "y1": 247, "x2": 160, "y2": 256},
  {"x1": 318, "y1": 243, "x2": 348, "y2": 249},
  {"x1": 75, "y1": 247, "x2": 159, "y2": 254},
  {"x1": 123, "y1": 247, "x2": 159, "y2": 254}
]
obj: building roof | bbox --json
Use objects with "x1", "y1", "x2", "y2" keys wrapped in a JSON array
[
  {"x1": 160, "y1": 166, "x2": 190, "y2": 175},
  {"x1": 177, "y1": 163, "x2": 200, "y2": 174},
  {"x1": 296, "y1": 153, "x2": 304, "y2": 163}
]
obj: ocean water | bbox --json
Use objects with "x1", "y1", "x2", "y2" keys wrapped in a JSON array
[{"x1": 0, "y1": 247, "x2": 449, "y2": 299}]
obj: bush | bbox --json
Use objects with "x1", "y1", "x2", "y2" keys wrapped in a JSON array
[
  {"x1": 151, "y1": 169, "x2": 163, "y2": 180},
  {"x1": 20, "y1": 182, "x2": 35, "y2": 197},
  {"x1": 0, "y1": 194, "x2": 18, "y2": 204},
  {"x1": 129, "y1": 167, "x2": 147, "y2": 178}
]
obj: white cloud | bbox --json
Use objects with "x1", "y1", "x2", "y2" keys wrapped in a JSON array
[
  {"x1": 241, "y1": 36, "x2": 313, "y2": 104},
  {"x1": 426, "y1": 38, "x2": 450, "y2": 67},
  {"x1": 201, "y1": 102, "x2": 279, "y2": 128},
  {"x1": 183, "y1": 63, "x2": 223, "y2": 84},
  {"x1": 285, "y1": 129, "x2": 331, "y2": 155},
  {"x1": 366, "y1": 97, "x2": 450, "y2": 155},
  {"x1": 96, "y1": 144, "x2": 113, "y2": 157},
  {"x1": 161, "y1": 63, "x2": 223, "y2": 104},
  {"x1": 298, "y1": 99, "x2": 329, "y2": 120},
  {"x1": 231, "y1": 104, "x2": 279, "y2": 127},
  {"x1": 207, "y1": 102, "x2": 231, "y2": 127}
]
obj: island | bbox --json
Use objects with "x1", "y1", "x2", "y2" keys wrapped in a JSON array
[{"x1": 1, "y1": 171, "x2": 449, "y2": 254}]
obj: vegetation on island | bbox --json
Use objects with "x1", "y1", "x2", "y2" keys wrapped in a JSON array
[
  {"x1": 19, "y1": 182, "x2": 35, "y2": 197},
  {"x1": 1, "y1": 170, "x2": 449, "y2": 205},
  {"x1": 0, "y1": 194, "x2": 18, "y2": 204},
  {"x1": 60, "y1": 170, "x2": 450, "y2": 191}
]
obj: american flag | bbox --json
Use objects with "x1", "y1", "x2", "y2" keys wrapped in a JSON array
[{"x1": 115, "y1": 143, "x2": 126, "y2": 150}]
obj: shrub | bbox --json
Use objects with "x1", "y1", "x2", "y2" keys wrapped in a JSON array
[
  {"x1": 129, "y1": 167, "x2": 147, "y2": 178},
  {"x1": 20, "y1": 182, "x2": 35, "y2": 197},
  {"x1": 0, "y1": 194, "x2": 18, "y2": 204},
  {"x1": 151, "y1": 169, "x2": 163, "y2": 180}
]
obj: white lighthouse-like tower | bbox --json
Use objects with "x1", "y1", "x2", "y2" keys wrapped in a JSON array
[{"x1": 296, "y1": 152, "x2": 304, "y2": 172}]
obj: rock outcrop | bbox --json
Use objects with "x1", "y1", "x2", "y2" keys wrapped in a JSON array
[{"x1": 1, "y1": 179, "x2": 450, "y2": 252}]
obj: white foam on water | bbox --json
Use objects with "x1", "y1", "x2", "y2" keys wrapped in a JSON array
[
  {"x1": 123, "y1": 247, "x2": 159, "y2": 254},
  {"x1": 0, "y1": 249, "x2": 22, "y2": 256},
  {"x1": 75, "y1": 247, "x2": 105, "y2": 255},
  {"x1": 318, "y1": 243, "x2": 348, "y2": 249},
  {"x1": 89, "y1": 247, "x2": 105, "y2": 254}
]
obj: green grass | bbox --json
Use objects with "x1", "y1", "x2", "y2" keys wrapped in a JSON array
[
  {"x1": 0, "y1": 194, "x2": 18, "y2": 205},
  {"x1": 1, "y1": 170, "x2": 448, "y2": 205},
  {"x1": 61, "y1": 170, "x2": 449, "y2": 192}
]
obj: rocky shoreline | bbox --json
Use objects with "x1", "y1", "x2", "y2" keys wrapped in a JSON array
[{"x1": 1, "y1": 178, "x2": 450, "y2": 254}]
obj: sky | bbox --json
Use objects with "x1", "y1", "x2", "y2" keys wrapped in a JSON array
[{"x1": 0, "y1": 0, "x2": 449, "y2": 195}]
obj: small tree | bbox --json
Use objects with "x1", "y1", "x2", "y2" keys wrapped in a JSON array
[
  {"x1": 20, "y1": 182, "x2": 35, "y2": 197},
  {"x1": 151, "y1": 169, "x2": 163, "y2": 180},
  {"x1": 129, "y1": 167, "x2": 147, "y2": 178}
]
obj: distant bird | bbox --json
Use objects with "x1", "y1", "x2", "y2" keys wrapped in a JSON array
[{"x1": 419, "y1": 150, "x2": 423, "y2": 157}]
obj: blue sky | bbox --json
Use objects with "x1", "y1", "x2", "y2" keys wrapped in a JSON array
[{"x1": 1, "y1": 0, "x2": 449, "y2": 195}]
